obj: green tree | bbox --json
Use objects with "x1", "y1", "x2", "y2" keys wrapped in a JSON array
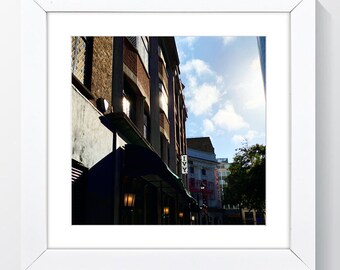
[{"x1": 223, "y1": 143, "x2": 266, "y2": 213}]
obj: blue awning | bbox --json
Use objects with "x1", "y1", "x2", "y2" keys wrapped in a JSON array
[{"x1": 123, "y1": 144, "x2": 196, "y2": 204}]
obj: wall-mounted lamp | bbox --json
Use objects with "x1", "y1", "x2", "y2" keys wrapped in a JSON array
[
  {"x1": 96, "y1": 97, "x2": 109, "y2": 113},
  {"x1": 124, "y1": 193, "x2": 136, "y2": 207},
  {"x1": 163, "y1": 206, "x2": 170, "y2": 216},
  {"x1": 178, "y1": 212, "x2": 184, "y2": 218},
  {"x1": 191, "y1": 215, "x2": 195, "y2": 221}
]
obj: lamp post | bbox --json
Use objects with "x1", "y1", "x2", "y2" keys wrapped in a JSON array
[{"x1": 197, "y1": 181, "x2": 206, "y2": 225}]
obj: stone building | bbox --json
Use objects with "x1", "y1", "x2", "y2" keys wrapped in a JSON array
[
  {"x1": 71, "y1": 37, "x2": 194, "y2": 225},
  {"x1": 187, "y1": 137, "x2": 223, "y2": 225}
]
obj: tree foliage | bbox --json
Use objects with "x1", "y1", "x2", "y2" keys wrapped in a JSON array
[{"x1": 223, "y1": 143, "x2": 266, "y2": 213}]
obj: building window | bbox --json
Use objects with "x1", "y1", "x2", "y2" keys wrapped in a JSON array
[
  {"x1": 176, "y1": 123, "x2": 180, "y2": 145},
  {"x1": 123, "y1": 96, "x2": 131, "y2": 118},
  {"x1": 127, "y1": 36, "x2": 149, "y2": 73},
  {"x1": 71, "y1": 36, "x2": 92, "y2": 88},
  {"x1": 126, "y1": 37, "x2": 137, "y2": 47},
  {"x1": 122, "y1": 81, "x2": 137, "y2": 123},
  {"x1": 160, "y1": 135, "x2": 169, "y2": 165},
  {"x1": 159, "y1": 47, "x2": 166, "y2": 68},
  {"x1": 159, "y1": 82, "x2": 169, "y2": 118},
  {"x1": 139, "y1": 37, "x2": 149, "y2": 73},
  {"x1": 143, "y1": 112, "x2": 149, "y2": 140},
  {"x1": 189, "y1": 167, "x2": 194, "y2": 174},
  {"x1": 201, "y1": 169, "x2": 206, "y2": 176}
]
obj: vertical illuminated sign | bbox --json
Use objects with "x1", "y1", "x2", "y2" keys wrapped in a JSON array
[{"x1": 181, "y1": 155, "x2": 188, "y2": 174}]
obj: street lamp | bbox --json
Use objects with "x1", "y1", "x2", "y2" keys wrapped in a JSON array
[
  {"x1": 191, "y1": 215, "x2": 195, "y2": 225},
  {"x1": 123, "y1": 193, "x2": 135, "y2": 207},
  {"x1": 196, "y1": 181, "x2": 207, "y2": 225}
]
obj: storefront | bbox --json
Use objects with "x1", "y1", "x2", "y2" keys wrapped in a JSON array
[{"x1": 121, "y1": 144, "x2": 196, "y2": 225}]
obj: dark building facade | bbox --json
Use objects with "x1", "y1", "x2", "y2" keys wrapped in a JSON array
[{"x1": 71, "y1": 37, "x2": 194, "y2": 225}]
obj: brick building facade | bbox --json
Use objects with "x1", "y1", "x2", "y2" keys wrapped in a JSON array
[{"x1": 71, "y1": 37, "x2": 194, "y2": 225}]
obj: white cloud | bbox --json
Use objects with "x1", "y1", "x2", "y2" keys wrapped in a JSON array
[
  {"x1": 202, "y1": 119, "x2": 215, "y2": 134},
  {"x1": 212, "y1": 102, "x2": 249, "y2": 131},
  {"x1": 232, "y1": 135, "x2": 247, "y2": 144},
  {"x1": 181, "y1": 59, "x2": 213, "y2": 76},
  {"x1": 230, "y1": 56, "x2": 265, "y2": 111},
  {"x1": 182, "y1": 58, "x2": 227, "y2": 117},
  {"x1": 186, "y1": 75, "x2": 198, "y2": 89},
  {"x1": 245, "y1": 96, "x2": 265, "y2": 110},
  {"x1": 177, "y1": 47, "x2": 187, "y2": 62},
  {"x1": 251, "y1": 57, "x2": 260, "y2": 71},
  {"x1": 177, "y1": 36, "x2": 198, "y2": 48},
  {"x1": 232, "y1": 130, "x2": 258, "y2": 144},
  {"x1": 216, "y1": 75, "x2": 224, "y2": 84},
  {"x1": 186, "y1": 84, "x2": 220, "y2": 116},
  {"x1": 222, "y1": 36, "x2": 236, "y2": 46}
]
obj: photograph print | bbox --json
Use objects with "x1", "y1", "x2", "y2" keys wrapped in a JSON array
[{"x1": 71, "y1": 36, "x2": 266, "y2": 225}]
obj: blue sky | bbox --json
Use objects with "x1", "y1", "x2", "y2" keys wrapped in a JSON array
[{"x1": 175, "y1": 37, "x2": 265, "y2": 161}]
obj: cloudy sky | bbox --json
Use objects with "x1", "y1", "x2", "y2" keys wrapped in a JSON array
[{"x1": 175, "y1": 36, "x2": 265, "y2": 161}]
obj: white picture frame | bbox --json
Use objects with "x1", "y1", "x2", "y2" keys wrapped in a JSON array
[{"x1": 21, "y1": 0, "x2": 315, "y2": 269}]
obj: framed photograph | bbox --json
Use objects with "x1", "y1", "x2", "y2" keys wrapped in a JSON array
[{"x1": 21, "y1": 0, "x2": 315, "y2": 269}]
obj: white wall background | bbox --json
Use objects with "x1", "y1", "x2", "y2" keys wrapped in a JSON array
[
  {"x1": 0, "y1": 1, "x2": 20, "y2": 270},
  {"x1": 0, "y1": 0, "x2": 340, "y2": 269},
  {"x1": 316, "y1": 1, "x2": 340, "y2": 269}
]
